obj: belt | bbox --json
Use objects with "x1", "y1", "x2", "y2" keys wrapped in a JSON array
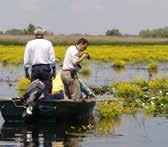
[
  {"x1": 32, "y1": 64, "x2": 50, "y2": 67},
  {"x1": 63, "y1": 69, "x2": 77, "y2": 72}
]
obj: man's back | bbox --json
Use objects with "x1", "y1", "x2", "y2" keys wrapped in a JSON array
[
  {"x1": 62, "y1": 45, "x2": 79, "y2": 70},
  {"x1": 23, "y1": 27, "x2": 56, "y2": 97},
  {"x1": 24, "y1": 38, "x2": 55, "y2": 67}
]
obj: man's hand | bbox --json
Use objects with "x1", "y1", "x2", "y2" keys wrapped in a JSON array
[
  {"x1": 52, "y1": 71, "x2": 56, "y2": 79},
  {"x1": 52, "y1": 66, "x2": 56, "y2": 79},
  {"x1": 25, "y1": 68, "x2": 30, "y2": 80},
  {"x1": 82, "y1": 53, "x2": 90, "y2": 60}
]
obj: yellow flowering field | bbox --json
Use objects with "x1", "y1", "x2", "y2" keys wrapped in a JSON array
[{"x1": 1, "y1": 45, "x2": 168, "y2": 64}]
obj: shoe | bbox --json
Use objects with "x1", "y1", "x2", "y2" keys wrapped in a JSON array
[
  {"x1": 90, "y1": 93, "x2": 96, "y2": 97},
  {"x1": 26, "y1": 106, "x2": 33, "y2": 115}
]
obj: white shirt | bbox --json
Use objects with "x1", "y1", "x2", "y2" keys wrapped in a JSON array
[
  {"x1": 62, "y1": 45, "x2": 80, "y2": 70},
  {"x1": 24, "y1": 38, "x2": 55, "y2": 68}
]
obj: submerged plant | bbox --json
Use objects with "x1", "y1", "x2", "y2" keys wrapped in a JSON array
[
  {"x1": 148, "y1": 79, "x2": 161, "y2": 92},
  {"x1": 113, "y1": 82, "x2": 143, "y2": 99},
  {"x1": 96, "y1": 100, "x2": 123, "y2": 119},
  {"x1": 112, "y1": 60, "x2": 126, "y2": 68},
  {"x1": 143, "y1": 102, "x2": 156, "y2": 114},
  {"x1": 18, "y1": 77, "x2": 30, "y2": 92},
  {"x1": 95, "y1": 77, "x2": 168, "y2": 118},
  {"x1": 80, "y1": 66, "x2": 91, "y2": 75},
  {"x1": 147, "y1": 61, "x2": 158, "y2": 72},
  {"x1": 123, "y1": 100, "x2": 138, "y2": 114},
  {"x1": 133, "y1": 78, "x2": 148, "y2": 90},
  {"x1": 96, "y1": 118, "x2": 121, "y2": 135}
]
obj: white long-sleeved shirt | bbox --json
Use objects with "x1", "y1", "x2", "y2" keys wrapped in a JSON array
[
  {"x1": 24, "y1": 38, "x2": 55, "y2": 68},
  {"x1": 62, "y1": 45, "x2": 80, "y2": 70}
]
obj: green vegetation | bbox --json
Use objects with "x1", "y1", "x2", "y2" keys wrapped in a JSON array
[
  {"x1": 112, "y1": 60, "x2": 125, "y2": 68},
  {"x1": 2, "y1": 44, "x2": 168, "y2": 64},
  {"x1": 17, "y1": 77, "x2": 31, "y2": 95},
  {"x1": 96, "y1": 118, "x2": 121, "y2": 135},
  {"x1": 80, "y1": 66, "x2": 91, "y2": 75},
  {"x1": 1, "y1": 35, "x2": 168, "y2": 46},
  {"x1": 4, "y1": 24, "x2": 35, "y2": 35},
  {"x1": 139, "y1": 27, "x2": 168, "y2": 38},
  {"x1": 147, "y1": 61, "x2": 158, "y2": 72},
  {"x1": 106, "y1": 28, "x2": 122, "y2": 36},
  {"x1": 3, "y1": 24, "x2": 53, "y2": 35},
  {"x1": 97, "y1": 78, "x2": 168, "y2": 119},
  {"x1": 88, "y1": 45, "x2": 168, "y2": 63},
  {"x1": 5, "y1": 29, "x2": 25, "y2": 35},
  {"x1": 97, "y1": 100, "x2": 123, "y2": 119},
  {"x1": 113, "y1": 82, "x2": 143, "y2": 98}
]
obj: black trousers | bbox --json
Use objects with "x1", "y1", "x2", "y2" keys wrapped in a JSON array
[{"x1": 31, "y1": 64, "x2": 52, "y2": 97}]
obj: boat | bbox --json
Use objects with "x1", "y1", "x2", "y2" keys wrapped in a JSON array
[{"x1": 0, "y1": 97, "x2": 96, "y2": 122}]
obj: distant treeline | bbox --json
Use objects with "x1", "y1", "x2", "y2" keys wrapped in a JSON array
[
  {"x1": 139, "y1": 27, "x2": 168, "y2": 38},
  {"x1": 0, "y1": 24, "x2": 53, "y2": 35},
  {"x1": 106, "y1": 27, "x2": 168, "y2": 38},
  {"x1": 105, "y1": 28, "x2": 122, "y2": 36},
  {"x1": 1, "y1": 25, "x2": 168, "y2": 38}
]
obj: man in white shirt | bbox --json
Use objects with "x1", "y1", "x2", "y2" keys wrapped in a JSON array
[
  {"x1": 61, "y1": 38, "x2": 90, "y2": 99},
  {"x1": 24, "y1": 27, "x2": 56, "y2": 97}
]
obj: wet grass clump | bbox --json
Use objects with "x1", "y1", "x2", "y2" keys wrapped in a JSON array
[
  {"x1": 147, "y1": 61, "x2": 158, "y2": 72},
  {"x1": 96, "y1": 99, "x2": 139, "y2": 119},
  {"x1": 96, "y1": 118, "x2": 121, "y2": 135},
  {"x1": 113, "y1": 82, "x2": 144, "y2": 99},
  {"x1": 113, "y1": 78, "x2": 168, "y2": 115},
  {"x1": 18, "y1": 77, "x2": 30, "y2": 93},
  {"x1": 97, "y1": 78, "x2": 168, "y2": 119},
  {"x1": 80, "y1": 66, "x2": 91, "y2": 75},
  {"x1": 91, "y1": 86, "x2": 113, "y2": 95},
  {"x1": 97, "y1": 100, "x2": 123, "y2": 119},
  {"x1": 112, "y1": 60, "x2": 126, "y2": 68}
]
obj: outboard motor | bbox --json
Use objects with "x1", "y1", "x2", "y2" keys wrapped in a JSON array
[
  {"x1": 22, "y1": 79, "x2": 45, "y2": 105},
  {"x1": 21, "y1": 79, "x2": 45, "y2": 120}
]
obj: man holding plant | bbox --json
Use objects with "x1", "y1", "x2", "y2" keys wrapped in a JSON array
[{"x1": 61, "y1": 38, "x2": 90, "y2": 99}]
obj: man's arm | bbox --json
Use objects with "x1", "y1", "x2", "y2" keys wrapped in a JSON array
[
  {"x1": 48, "y1": 43, "x2": 56, "y2": 79},
  {"x1": 75, "y1": 53, "x2": 90, "y2": 64},
  {"x1": 24, "y1": 42, "x2": 31, "y2": 80}
]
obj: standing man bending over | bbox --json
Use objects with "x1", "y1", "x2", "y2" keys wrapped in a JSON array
[
  {"x1": 61, "y1": 38, "x2": 90, "y2": 99},
  {"x1": 24, "y1": 27, "x2": 56, "y2": 97}
]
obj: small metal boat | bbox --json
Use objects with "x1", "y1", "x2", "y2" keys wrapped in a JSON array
[{"x1": 0, "y1": 98, "x2": 96, "y2": 122}]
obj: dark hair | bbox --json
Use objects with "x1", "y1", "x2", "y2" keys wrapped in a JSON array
[{"x1": 76, "y1": 38, "x2": 89, "y2": 45}]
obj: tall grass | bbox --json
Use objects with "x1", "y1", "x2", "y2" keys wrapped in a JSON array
[{"x1": 1, "y1": 35, "x2": 168, "y2": 45}]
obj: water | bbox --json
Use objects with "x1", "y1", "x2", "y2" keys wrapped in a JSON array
[
  {"x1": 1, "y1": 62, "x2": 168, "y2": 97},
  {"x1": 80, "y1": 113, "x2": 168, "y2": 147},
  {"x1": 0, "y1": 113, "x2": 168, "y2": 147},
  {"x1": 1, "y1": 62, "x2": 168, "y2": 146}
]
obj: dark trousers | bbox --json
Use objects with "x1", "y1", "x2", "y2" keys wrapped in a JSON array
[{"x1": 31, "y1": 64, "x2": 52, "y2": 97}]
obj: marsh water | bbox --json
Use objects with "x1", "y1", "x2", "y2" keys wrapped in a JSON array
[{"x1": 1, "y1": 62, "x2": 168, "y2": 146}]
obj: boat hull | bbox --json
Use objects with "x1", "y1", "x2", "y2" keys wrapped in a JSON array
[{"x1": 0, "y1": 98, "x2": 96, "y2": 122}]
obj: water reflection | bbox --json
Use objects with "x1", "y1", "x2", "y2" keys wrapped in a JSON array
[
  {"x1": 0, "y1": 120, "x2": 94, "y2": 147},
  {"x1": 95, "y1": 118, "x2": 121, "y2": 135},
  {"x1": 1, "y1": 112, "x2": 168, "y2": 147},
  {"x1": 113, "y1": 67, "x2": 125, "y2": 74},
  {"x1": 148, "y1": 70, "x2": 158, "y2": 81}
]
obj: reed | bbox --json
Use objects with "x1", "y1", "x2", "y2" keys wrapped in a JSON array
[{"x1": 1, "y1": 35, "x2": 168, "y2": 45}]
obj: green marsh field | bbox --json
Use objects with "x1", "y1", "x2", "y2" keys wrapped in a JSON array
[{"x1": 1, "y1": 35, "x2": 168, "y2": 147}]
